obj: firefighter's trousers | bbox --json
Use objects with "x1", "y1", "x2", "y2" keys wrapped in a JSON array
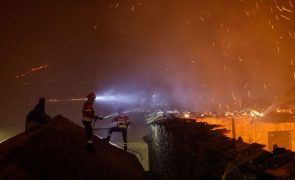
[
  {"x1": 107, "y1": 127, "x2": 127, "y2": 151},
  {"x1": 82, "y1": 120, "x2": 93, "y2": 144}
]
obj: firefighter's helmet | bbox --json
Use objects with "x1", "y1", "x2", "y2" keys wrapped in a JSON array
[{"x1": 87, "y1": 93, "x2": 96, "y2": 100}]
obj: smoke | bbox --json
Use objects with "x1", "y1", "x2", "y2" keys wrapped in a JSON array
[
  {"x1": 107, "y1": 0, "x2": 295, "y2": 112},
  {"x1": 2, "y1": 0, "x2": 295, "y2": 126},
  {"x1": 45, "y1": 0, "x2": 295, "y2": 112}
]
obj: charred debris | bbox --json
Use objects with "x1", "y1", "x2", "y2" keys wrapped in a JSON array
[{"x1": 144, "y1": 114, "x2": 295, "y2": 180}]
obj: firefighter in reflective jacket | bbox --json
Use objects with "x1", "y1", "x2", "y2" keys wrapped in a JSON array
[
  {"x1": 104, "y1": 108, "x2": 130, "y2": 151},
  {"x1": 82, "y1": 92, "x2": 103, "y2": 150}
]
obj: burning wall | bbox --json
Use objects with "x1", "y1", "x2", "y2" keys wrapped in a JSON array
[{"x1": 198, "y1": 116, "x2": 295, "y2": 151}]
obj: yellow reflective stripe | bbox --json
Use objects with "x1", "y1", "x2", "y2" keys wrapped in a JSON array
[
  {"x1": 83, "y1": 109, "x2": 92, "y2": 112},
  {"x1": 117, "y1": 124, "x2": 127, "y2": 128},
  {"x1": 82, "y1": 117, "x2": 92, "y2": 122}
]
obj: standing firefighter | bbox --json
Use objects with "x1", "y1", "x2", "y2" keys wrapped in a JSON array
[
  {"x1": 104, "y1": 108, "x2": 130, "y2": 152},
  {"x1": 82, "y1": 92, "x2": 103, "y2": 152}
]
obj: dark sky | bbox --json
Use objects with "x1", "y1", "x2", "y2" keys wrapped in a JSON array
[{"x1": 1, "y1": 0, "x2": 295, "y2": 125}]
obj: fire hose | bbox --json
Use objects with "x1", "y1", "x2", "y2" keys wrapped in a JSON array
[
  {"x1": 92, "y1": 115, "x2": 107, "y2": 130},
  {"x1": 92, "y1": 112, "x2": 124, "y2": 130},
  {"x1": 92, "y1": 115, "x2": 118, "y2": 131},
  {"x1": 92, "y1": 115, "x2": 130, "y2": 131},
  {"x1": 91, "y1": 109, "x2": 135, "y2": 131}
]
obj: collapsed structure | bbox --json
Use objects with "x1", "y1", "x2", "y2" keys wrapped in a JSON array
[
  {"x1": 0, "y1": 115, "x2": 147, "y2": 180},
  {"x1": 196, "y1": 112, "x2": 295, "y2": 151},
  {"x1": 144, "y1": 115, "x2": 295, "y2": 179}
]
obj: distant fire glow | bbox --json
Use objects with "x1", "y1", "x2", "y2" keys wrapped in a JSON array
[
  {"x1": 184, "y1": 113, "x2": 190, "y2": 118},
  {"x1": 16, "y1": 65, "x2": 49, "y2": 79},
  {"x1": 250, "y1": 110, "x2": 264, "y2": 117}
]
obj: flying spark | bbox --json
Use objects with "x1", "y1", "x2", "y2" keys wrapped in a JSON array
[{"x1": 280, "y1": 14, "x2": 291, "y2": 21}]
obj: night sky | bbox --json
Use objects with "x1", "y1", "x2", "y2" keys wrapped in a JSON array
[{"x1": 1, "y1": 0, "x2": 295, "y2": 128}]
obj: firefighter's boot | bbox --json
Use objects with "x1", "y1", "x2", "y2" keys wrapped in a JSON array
[{"x1": 103, "y1": 136, "x2": 111, "y2": 143}]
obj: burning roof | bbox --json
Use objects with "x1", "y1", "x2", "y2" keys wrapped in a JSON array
[{"x1": 145, "y1": 116, "x2": 295, "y2": 179}]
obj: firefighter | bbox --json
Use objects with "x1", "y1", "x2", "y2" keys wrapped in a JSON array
[
  {"x1": 82, "y1": 92, "x2": 103, "y2": 152},
  {"x1": 104, "y1": 108, "x2": 130, "y2": 152},
  {"x1": 26, "y1": 97, "x2": 51, "y2": 132}
]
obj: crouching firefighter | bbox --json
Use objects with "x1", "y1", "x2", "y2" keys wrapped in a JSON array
[
  {"x1": 104, "y1": 108, "x2": 130, "y2": 152},
  {"x1": 82, "y1": 92, "x2": 103, "y2": 152},
  {"x1": 26, "y1": 97, "x2": 51, "y2": 132}
]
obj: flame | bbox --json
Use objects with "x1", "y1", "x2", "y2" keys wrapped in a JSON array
[
  {"x1": 250, "y1": 110, "x2": 264, "y2": 117},
  {"x1": 181, "y1": 107, "x2": 295, "y2": 151}
]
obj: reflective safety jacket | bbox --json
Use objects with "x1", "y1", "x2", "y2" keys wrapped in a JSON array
[
  {"x1": 112, "y1": 114, "x2": 130, "y2": 128},
  {"x1": 82, "y1": 101, "x2": 94, "y2": 122}
]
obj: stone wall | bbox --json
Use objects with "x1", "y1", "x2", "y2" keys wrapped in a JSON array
[
  {"x1": 144, "y1": 117, "x2": 227, "y2": 179},
  {"x1": 144, "y1": 123, "x2": 176, "y2": 179}
]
